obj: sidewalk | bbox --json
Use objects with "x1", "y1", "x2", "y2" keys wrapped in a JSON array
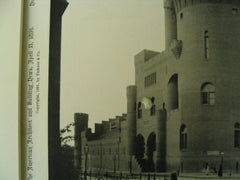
[{"x1": 178, "y1": 173, "x2": 240, "y2": 180}]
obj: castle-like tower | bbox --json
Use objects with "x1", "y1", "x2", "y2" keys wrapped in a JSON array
[
  {"x1": 75, "y1": 0, "x2": 240, "y2": 173},
  {"x1": 135, "y1": 0, "x2": 240, "y2": 172},
  {"x1": 172, "y1": 0, "x2": 240, "y2": 170}
]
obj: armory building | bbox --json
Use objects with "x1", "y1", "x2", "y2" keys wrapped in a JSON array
[{"x1": 73, "y1": 0, "x2": 240, "y2": 173}]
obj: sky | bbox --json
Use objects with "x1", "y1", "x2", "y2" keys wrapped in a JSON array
[{"x1": 60, "y1": 0, "x2": 165, "y2": 130}]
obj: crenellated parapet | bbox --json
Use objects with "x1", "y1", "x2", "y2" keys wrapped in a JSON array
[{"x1": 77, "y1": 113, "x2": 127, "y2": 142}]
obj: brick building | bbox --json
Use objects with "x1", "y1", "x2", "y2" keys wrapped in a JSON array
[{"x1": 74, "y1": 0, "x2": 240, "y2": 173}]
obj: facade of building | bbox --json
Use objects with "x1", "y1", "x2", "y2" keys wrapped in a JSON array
[{"x1": 74, "y1": 0, "x2": 240, "y2": 173}]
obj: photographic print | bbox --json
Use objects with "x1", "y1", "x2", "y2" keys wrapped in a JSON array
[
  {"x1": 60, "y1": 0, "x2": 240, "y2": 179},
  {"x1": 6, "y1": 0, "x2": 240, "y2": 180}
]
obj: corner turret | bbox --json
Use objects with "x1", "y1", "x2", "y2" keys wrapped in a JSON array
[
  {"x1": 164, "y1": 0, "x2": 177, "y2": 49},
  {"x1": 74, "y1": 113, "x2": 88, "y2": 172}
]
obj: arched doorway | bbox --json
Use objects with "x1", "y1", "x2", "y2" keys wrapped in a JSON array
[
  {"x1": 146, "y1": 132, "x2": 156, "y2": 171},
  {"x1": 136, "y1": 134, "x2": 145, "y2": 159},
  {"x1": 134, "y1": 134, "x2": 147, "y2": 172}
]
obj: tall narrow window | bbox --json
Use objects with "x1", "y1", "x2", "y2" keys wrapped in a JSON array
[
  {"x1": 204, "y1": 31, "x2": 209, "y2": 59},
  {"x1": 147, "y1": 76, "x2": 149, "y2": 87},
  {"x1": 154, "y1": 72, "x2": 156, "y2": 84},
  {"x1": 144, "y1": 77, "x2": 147, "y2": 88},
  {"x1": 150, "y1": 97, "x2": 155, "y2": 116},
  {"x1": 234, "y1": 123, "x2": 240, "y2": 148},
  {"x1": 168, "y1": 74, "x2": 179, "y2": 110},
  {"x1": 180, "y1": 124, "x2": 187, "y2": 150},
  {"x1": 138, "y1": 102, "x2": 142, "y2": 119},
  {"x1": 201, "y1": 83, "x2": 215, "y2": 105}
]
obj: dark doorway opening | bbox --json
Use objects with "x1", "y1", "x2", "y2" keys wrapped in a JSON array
[
  {"x1": 136, "y1": 134, "x2": 145, "y2": 159},
  {"x1": 146, "y1": 132, "x2": 156, "y2": 171}
]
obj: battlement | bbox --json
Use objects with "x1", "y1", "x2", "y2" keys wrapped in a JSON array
[
  {"x1": 172, "y1": 0, "x2": 240, "y2": 13},
  {"x1": 134, "y1": 49, "x2": 166, "y2": 65},
  {"x1": 134, "y1": 49, "x2": 173, "y2": 68},
  {"x1": 81, "y1": 113, "x2": 127, "y2": 141},
  {"x1": 134, "y1": 49, "x2": 159, "y2": 64}
]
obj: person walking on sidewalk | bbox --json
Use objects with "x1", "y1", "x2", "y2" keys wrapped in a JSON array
[{"x1": 205, "y1": 164, "x2": 210, "y2": 175}]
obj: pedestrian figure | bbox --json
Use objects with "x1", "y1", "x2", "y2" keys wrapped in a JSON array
[
  {"x1": 206, "y1": 164, "x2": 210, "y2": 175},
  {"x1": 205, "y1": 163, "x2": 208, "y2": 169}
]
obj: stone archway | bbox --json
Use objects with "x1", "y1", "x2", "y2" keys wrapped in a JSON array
[
  {"x1": 146, "y1": 132, "x2": 156, "y2": 172},
  {"x1": 135, "y1": 134, "x2": 145, "y2": 159},
  {"x1": 134, "y1": 134, "x2": 147, "y2": 171}
]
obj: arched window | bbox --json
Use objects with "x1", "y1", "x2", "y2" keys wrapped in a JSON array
[
  {"x1": 234, "y1": 123, "x2": 240, "y2": 148},
  {"x1": 138, "y1": 102, "x2": 142, "y2": 119},
  {"x1": 180, "y1": 124, "x2": 187, "y2": 150},
  {"x1": 201, "y1": 83, "x2": 215, "y2": 105},
  {"x1": 150, "y1": 97, "x2": 155, "y2": 116},
  {"x1": 168, "y1": 74, "x2": 179, "y2": 110}
]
